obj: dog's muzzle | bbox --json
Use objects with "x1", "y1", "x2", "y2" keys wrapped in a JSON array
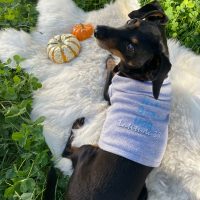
[{"x1": 94, "y1": 25, "x2": 109, "y2": 40}]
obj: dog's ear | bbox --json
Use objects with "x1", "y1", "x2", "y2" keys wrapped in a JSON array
[
  {"x1": 128, "y1": 1, "x2": 168, "y2": 25},
  {"x1": 152, "y1": 53, "x2": 171, "y2": 99}
]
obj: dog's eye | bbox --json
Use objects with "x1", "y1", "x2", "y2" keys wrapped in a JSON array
[{"x1": 127, "y1": 43, "x2": 135, "y2": 52}]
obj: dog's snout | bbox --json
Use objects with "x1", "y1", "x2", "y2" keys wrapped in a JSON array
[
  {"x1": 94, "y1": 26, "x2": 108, "y2": 39},
  {"x1": 94, "y1": 28, "x2": 99, "y2": 38}
]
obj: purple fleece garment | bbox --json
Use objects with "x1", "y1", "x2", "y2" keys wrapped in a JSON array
[{"x1": 99, "y1": 74, "x2": 171, "y2": 167}]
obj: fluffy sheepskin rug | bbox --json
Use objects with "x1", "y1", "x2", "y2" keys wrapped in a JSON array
[{"x1": 0, "y1": 0, "x2": 200, "y2": 199}]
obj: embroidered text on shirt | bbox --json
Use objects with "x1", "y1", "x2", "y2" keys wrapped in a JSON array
[{"x1": 117, "y1": 119, "x2": 160, "y2": 137}]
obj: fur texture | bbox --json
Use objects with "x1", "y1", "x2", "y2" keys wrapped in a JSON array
[{"x1": 0, "y1": 0, "x2": 200, "y2": 199}]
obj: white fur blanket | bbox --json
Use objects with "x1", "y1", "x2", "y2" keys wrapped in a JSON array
[{"x1": 0, "y1": 0, "x2": 200, "y2": 199}]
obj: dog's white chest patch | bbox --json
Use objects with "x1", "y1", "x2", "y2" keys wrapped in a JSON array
[{"x1": 99, "y1": 74, "x2": 171, "y2": 167}]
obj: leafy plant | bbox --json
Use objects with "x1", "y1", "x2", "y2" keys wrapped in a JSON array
[
  {"x1": 0, "y1": 0, "x2": 113, "y2": 32},
  {"x1": 0, "y1": 56, "x2": 68, "y2": 199},
  {"x1": 0, "y1": 0, "x2": 38, "y2": 32},
  {"x1": 0, "y1": 56, "x2": 42, "y2": 199},
  {"x1": 73, "y1": 0, "x2": 113, "y2": 11},
  {"x1": 140, "y1": 0, "x2": 200, "y2": 54}
]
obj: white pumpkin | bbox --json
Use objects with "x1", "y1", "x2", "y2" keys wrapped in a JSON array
[{"x1": 47, "y1": 34, "x2": 81, "y2": 64}]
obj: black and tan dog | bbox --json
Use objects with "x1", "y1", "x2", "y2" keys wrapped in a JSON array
[{"x1": 44, "y1": 1, "x2": 172, "y2": 200}]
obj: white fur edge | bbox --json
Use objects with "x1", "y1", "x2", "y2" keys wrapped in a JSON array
[{"x1": 55, "y1": 158, "x2": 73, "y2": 176}]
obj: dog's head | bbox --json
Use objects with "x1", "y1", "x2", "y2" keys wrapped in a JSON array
[{"x1": 94, "y1": 1, "x2": 171, "y2": 99}]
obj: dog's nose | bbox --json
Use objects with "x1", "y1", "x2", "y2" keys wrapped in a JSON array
[
  {"x1": 94, "y1": 28, "x2": 98, "y2": 38},
  {"x1": 94, "y1": 26, "x2": 107, "y2": 39}
]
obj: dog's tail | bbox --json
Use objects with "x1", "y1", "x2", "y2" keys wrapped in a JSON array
[
  {"x1": 43, "y1": 118, "x2": 85, "y2": 200},
  {"x1": 43, "y1": 131, "x2": 74, "y2": 200},
  {"x1": 43, "y1": 134, "x2": 73, "y2": 200},
  {"x1": 43, "y1": 130, "x2": 73, "y2": 200},
  {"x1": 43, "y1": 164, "x2": 57, "y2": 200}
]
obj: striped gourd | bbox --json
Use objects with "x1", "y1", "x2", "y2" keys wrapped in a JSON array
[{"x1": 47, "y1": 34, "x2": 81, "y2": 64}]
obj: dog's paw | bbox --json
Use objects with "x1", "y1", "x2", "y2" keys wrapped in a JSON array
[
  {"x1": 106, "y1": 55, "x2": 116, "y2": 71},
  {"x1": 72, "y1": 117, "x2": 85, "y2": 129}
]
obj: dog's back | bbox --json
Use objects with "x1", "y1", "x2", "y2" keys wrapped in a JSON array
[{"x1": 67, "y1": 146, "x2": 152, "y2": 200}]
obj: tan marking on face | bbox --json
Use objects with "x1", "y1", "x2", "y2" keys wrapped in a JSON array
[
  {"x1": 110, "y1": 49, "x2": 125, "y2": 61},
  {"x1": 150, "y1": 12, "x2": 164, "y2": 18},
  {"x1": 127, "y1": 61, "x2": 142, "y2": 69},
  {"x1": 134, "y1": 20, "x2": 141, "y2": 28},
  {"x1": 96, "y1": 39, "x2": 115, "y2": 51},
  {"x1": 95, "y1": 39, "x2": 108, "y2": 50},
  {"x1": 128, "y1": 61, "x2": 134, "y2": 66},
  {"x1": 131, "y1": 37, "x2": 139, "y2": 44},
  {"x1": 96, "y1": 39, "x2": 125, "y2": 61}
]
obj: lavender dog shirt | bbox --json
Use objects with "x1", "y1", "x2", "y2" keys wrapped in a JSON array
[{"x1": 99, "y1": 74, "x2": 171, "y2": 167}]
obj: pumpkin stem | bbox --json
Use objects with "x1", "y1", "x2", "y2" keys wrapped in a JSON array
[{"x1": 80, "y1": 23, "x2": 85, "y2": 28}]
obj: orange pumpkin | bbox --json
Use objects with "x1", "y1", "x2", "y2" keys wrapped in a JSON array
[{"x1": 72, "y1": 23, "x2": 94, "y2": 41}]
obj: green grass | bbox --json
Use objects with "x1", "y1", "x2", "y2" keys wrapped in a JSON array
[
  {"x1": 73, "y1": 0, "x2": 113, "y2": 11},
  {"x1": 140, "y1": 0, "x2": 200, "y2": 54},
  {"x1": 0, "y1": 0, "x2": 199, "y2": 199},
  {"x1": 0, "y1": 56, "x2": 50, "y2": 199},
  {"x1": 0, "y1": 0, "x2": 38, "y2": 32}
]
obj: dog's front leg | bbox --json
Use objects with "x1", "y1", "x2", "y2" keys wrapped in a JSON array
[
  {"x1": 104, "y1": 70, "x2": 113, "y2": 103},
  {"x1": 104, "y1": 55, "x2": 118, "y2": 103}
]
